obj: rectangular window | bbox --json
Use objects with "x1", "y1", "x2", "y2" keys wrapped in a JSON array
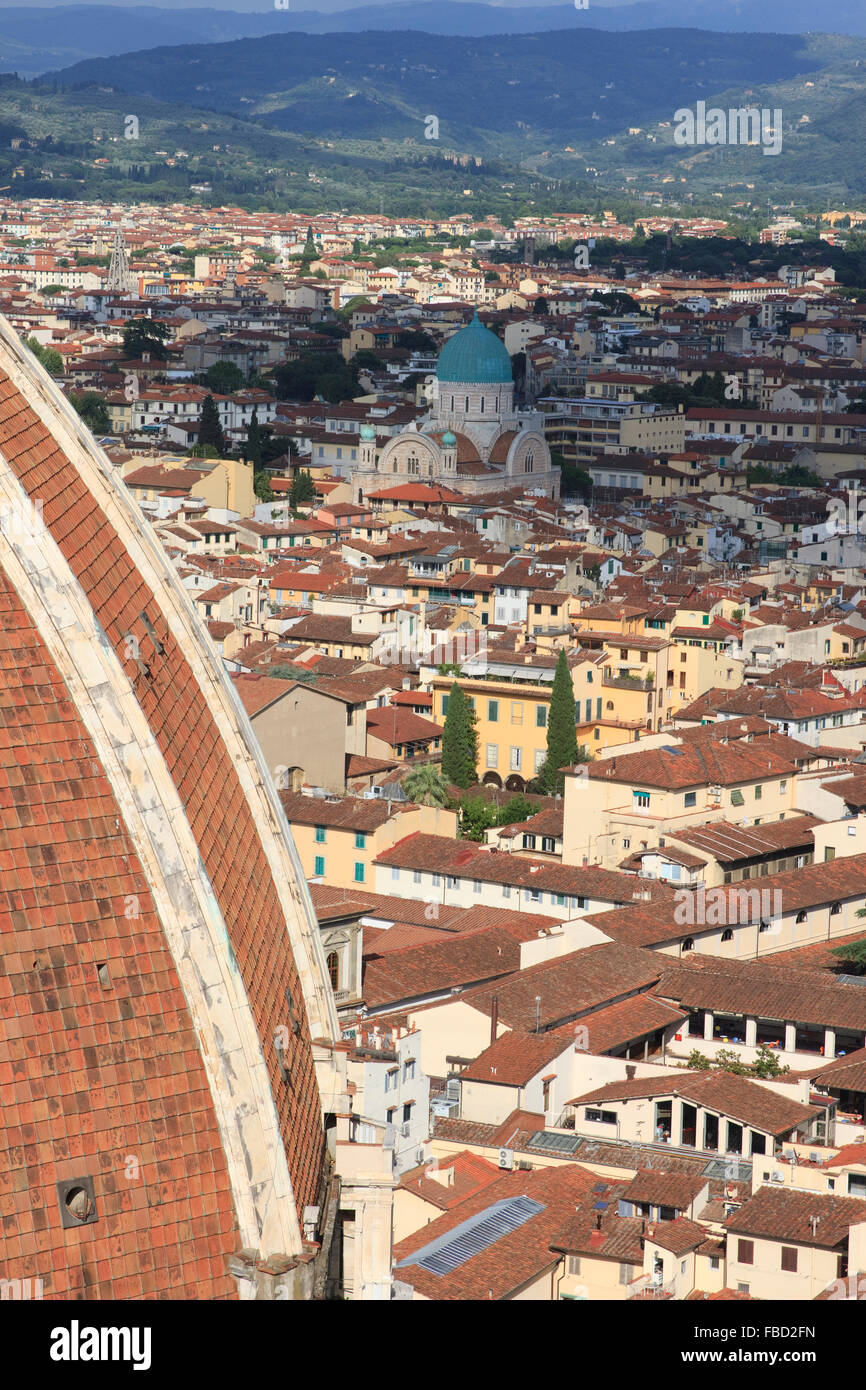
[
  {"x1": 536, "y1": 705, "x2": 547, "y2": 728},
  {"x1": 402, "y1": 1102, "x2": 413, "y2": 1124},
  {"x1": 315, "y1": 826, "x2": 326, "y2": 843},
  {"x1": 737, "y1": 1240, "x2": 754, "y2": 1266},
  {"x1": 355, "y1": 832, "x2": 366, "y2": 849},
  {"x1": 488, "y1": 699, "x2": 499, "y2": 722},
  {"x1": 413, "y1": 870, "x2": 422, "y2": 884},
  {"x1": 314, "y1": 856, "x2": 325, "y2": 877},
  {"x1": 404, "y1": 1059, "x2": 415, "y2": 1082},
  {"x1": 442, "y1": 695, "x2": 450, "y2": 716},
  {"x1": 634, "y1": 791, "x2": 650, "y2": 809},
  {"x1": 391, "y1": 866, "x2": 400, "y2": 881},
  {"x1": 385, "y1": 1068, "x2": 398, "y2": 1093},
  {"x1": 781, "y1": 1246, "x2": 798, "y2": 1273},
  {"x1": 568, "y1": 1256, "x2": 581, "y2": 1276},
  {"x1": 755, "y1": 785, "x2": 762, "y2": 800},
  {"x1": 473, "y1": 880, "x2": 482, "y2": 894},
  {"x1": 684, "y1": 792, "x2": 696, "y2": 808},
  {"x1": 511, "y1": 702, "x2": 523, "y2": 725},
  {"x1": 486, "y1": 743, "x2": 498, "y2": 769},
  {"x1": 354, "y1": 862, "x2": 365, "y2": 883},
  {"x1": 510, "y1": 747, "x2": 522, "y2": 771}
]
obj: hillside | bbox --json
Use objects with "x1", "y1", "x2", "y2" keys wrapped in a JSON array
[{"x1": 40, "y1": 27, "x2": 866, "y2": 205}]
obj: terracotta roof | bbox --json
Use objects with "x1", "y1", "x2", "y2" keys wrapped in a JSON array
[
  {"x1": 459, "y1": 1029, "x2": 575, "y2": 1087},
  {"x1": 393, "y1": 1163, "x2": 596, "y2": 1300},
  {"x1": 375, "y1": 832, "x2": 678, "y2": 905},
  {"x1": 572, "y1": 1070, "x2": 819, "y2": 1138},
  {"x1": 396, "y1": 1151, "x2": 502, "y2": 1210},
  {"x1": 656, "y1": 945, "x2": 866, "y2": 1033},
  {"x1": 463, "y1": 942, "x2": 663, "y2": 1033},
  {"x1": 726, "y1": 1186, "x2": 866, "y2": 1247},
  {"x1": 280, "y1": 790, "x2": 407, "y2": 831},
  {"x1": 669, "y1": 815, "x2": 820, "y2": 863},
  {"x1": 623, "y1": 1169, "x2": 708, "y2": 1210},
  {"x1": 586, "y1": 740, "x2": 797, "y2": 791},
  {"x1": 230, "y1": 670, "x2": 296, "y2": 715},
  {"x1": 646, "y1": 1217, "x2": 708, "y2": 1256}
]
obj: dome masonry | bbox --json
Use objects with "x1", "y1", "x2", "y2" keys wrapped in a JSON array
[
  {"x1": 0, "y1": 314, "x2": 346, "y2": 1300},
  {"x1": 436, "y1": 309, "x2": 513, "y2": 385},
  {"x1": 442, "y1": 430, "x2": 457, "y2": 446},
  {"x1": 360, "y1": 423, "x2": 376, "y2": 440}
]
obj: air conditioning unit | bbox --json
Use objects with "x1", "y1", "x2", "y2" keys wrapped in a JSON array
[
  {"x1": 770, "y1": 1172, "x2": 784, "y2": 1184},
  {"x1": 400, "y1": 1122, "x2": 411, "y2": 1138},
  {"x1": 498, "y1": 1148, "x2": 514, "y2": 1170},
  {"x1": 445, "y1": 1077, "x2": 461, "y2": 1102}
]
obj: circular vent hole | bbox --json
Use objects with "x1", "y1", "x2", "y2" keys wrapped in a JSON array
[{"x1": 64, "y1": 1187, "x2": 93, "y2": 1223}]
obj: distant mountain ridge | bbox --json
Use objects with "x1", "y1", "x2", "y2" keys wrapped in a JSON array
[{"x1": 3, "y1": 1, "x2": 866, "y2": 81}]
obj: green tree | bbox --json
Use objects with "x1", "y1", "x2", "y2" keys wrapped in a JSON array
[
  {"x1": 203, "y1": 360, "x2": 245, "y2": 394},
  {"x1": 441, "y1": 682, "x2": 478, "y2": 789},
  {"x1": 122, "y1": 316, "x2": 170, "y2": 362},
  {"x1": 198, "y1": 394, "x2": 226, "y2": 455},
  {"x1": 269, "y1": 663, "x2": 316, "y2": 683},
  {"x1": 495, "y1": 793, "x2": 535, "y2": 826},
  {"x1": 684, "y1": 1049, "x2": 712, "y2": 1071},
  {"x1": 24, "y1": 336, "x2": 63, "y2": 375},
  {"x1": 750, "y1": 1045, "x2": 790, "y2": 1079},
  {"x1": 246, "y1": 407, "x2": 263, "y2": 470},
  {"x1": 290, "y1": 469, "x2": 315, "y2": 509},
  {"x1": 69, "y1": 390, "x2": 110, "y2": 433},
  {"x1": 458, "y1": 794, "x2": 496, "y2": 841},
  {"x1": 709, "y1": 1047, "x2": 750, "y2": 1076},
  {"x1": 832, "y1": 931, "x2": 866, "y2": 975},
  {"x1": 403, "y1": 764, "x2": 450, "y2": 807},
  {"x1": 541, "y1": 649, "x2": 578, "y2": 794},
  {"x1": 188, "y1": 443, "x2": 220, "y2": 459},
  {"x1": 254, "y1": 471, "x2": 275, "y2": 503}
]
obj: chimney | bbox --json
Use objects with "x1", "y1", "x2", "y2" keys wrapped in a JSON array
[
  {"x1": 625, "y1": 1064, "x2": 636, "y2": 1080},
  {"x1": 490, "y1": 995, "x2": 499, "y2": 1044}
]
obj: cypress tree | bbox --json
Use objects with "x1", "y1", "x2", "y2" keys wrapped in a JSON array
[
  {"x1": 441, "y1": 682, "x2": 478, "y2": 789},
  {"x1": 541, "y1": 648, "x2": 578, "y2": 794},
  {"x1": 246, "y1": 407, "x2": 262, "y2": 470},
  {"x1": 198, "y1": 394, "x2": 226, "y2": 455}
]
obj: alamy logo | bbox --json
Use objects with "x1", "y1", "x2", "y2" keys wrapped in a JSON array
[
  {"x1": 674, "y1": 886, "x2": 782, "y2": 928},
  {"x1": 673, "y1": 102, "x2": 782, "y2": 156},
  {"x1": 50, "y1": 1321, "x2": 152, "y2": 1371},
  {"x1": 826, "y1": 488, "x2": 866, "y2": 537},
  {"x1": 378, "y1": 627, "x2": 488, "y2": 669},
  {"x1": 1, "y1": 1277, "x2": 43, "y2": 1299}
]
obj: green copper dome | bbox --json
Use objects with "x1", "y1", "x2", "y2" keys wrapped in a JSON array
[
  {"x1": 442, "y1": 431, "x2": 457, "y2": 446},
  {"x1": 360, "y1": 424, "x2": 376, "y2": 440},
  {"x1": 436, "y1": 310, "x2": 513, "y2": 385}
]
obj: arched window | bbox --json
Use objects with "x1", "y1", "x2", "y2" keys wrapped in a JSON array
[
  {"x1": 721, "y1": 928, "x2": 733, "y2": 942},
  {"x1": 831, "y1": 902, "x2": 842, "y2": 916},
  {"x1": 327, "y1": 951, "x2": 339, "y2": 990},
  {"x1": 796, "y1": 910, "x2": 807, "y2": 924},
  {"x1": 682, "y1": 937, "x2": 694, "y2": 953},
  {"x1": 407, "y1": 454, "x2": 420, "y2": 476}
]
